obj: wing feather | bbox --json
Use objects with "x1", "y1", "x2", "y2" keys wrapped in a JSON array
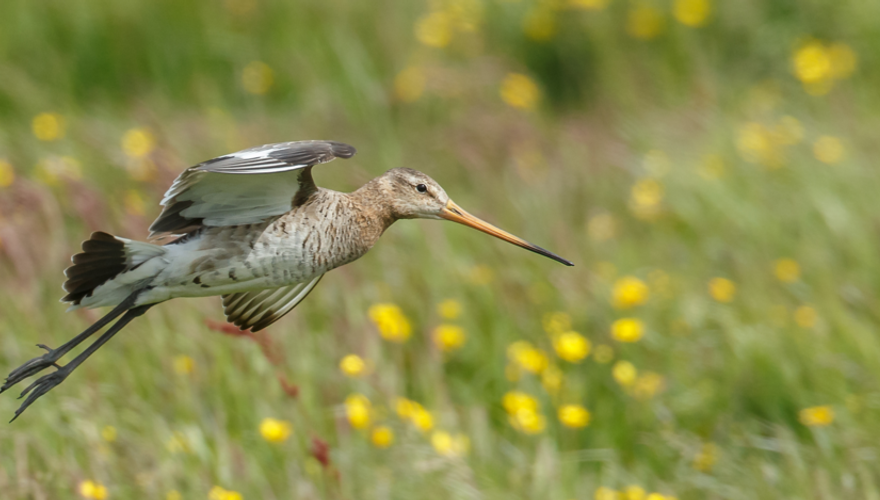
[
  {"x1": 149, "y1": 140, "x2": 356, "y2": 237},
  {"x1": 221, "y1": 275, "x2": 324, "y2": 332}
]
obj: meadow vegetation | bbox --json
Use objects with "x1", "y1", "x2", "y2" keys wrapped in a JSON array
[{"x1": 1, "y1": 0, "x2": 880, "y2": 498}]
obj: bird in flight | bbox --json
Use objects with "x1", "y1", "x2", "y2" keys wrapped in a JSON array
[{"x1": 1, "y1": 140, "x2": 572, "y2": 422}]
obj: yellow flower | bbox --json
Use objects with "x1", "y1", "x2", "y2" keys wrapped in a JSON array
[
  {"x1": 629, "y1": 178, "x2": 664, "y2": 219},
  {"x1": 78, "y1": 480, "x2": 108, "y2": 500},
  {"x1": 394, "y1": 67, "x2": 426, "y2": 103},
  {"x1": 447, "y1": 0, "x2": 483, "y2": 32},
  {"x1": 793, "y1": 305, "x2": 818, "y2": 329},
  {"x1": 692, "y1": 442, "x2": 718, "y2": 472},
  {"x1": 0, "y1": 159, "x2": 15, "y2": 188},
  {"x1": 395, "y1": 397, "x2": 416, "y2": 419},
  {"x1": 632, "y1": 372, "x2": 665, "y2": 399},
  {"x1": 433, "y1": 324, "x2": 467, "y2": 352},
  {"x1": 627, "y1": 3, "x2": 664, "y2": 40},
  {"x1": 410, "y1": 404, "x2": 434, "y2": 432},
  {"x1": 774, "y1": 258, "x2": 800, "y2": 283},
  {"x1": 339, "y1": 354, "x2": 366, "y2": 377},
  {"x1": 431, "y1": 431, "x2": 470, "y2": 457},
  {"x1": 553, "y1": 331, "x2": 591, "y2": 362},
  {"x1": 173, "y1": 355, "x2": 195, "y2": 375},
  {"x1": 673, "y1": 0, "x2": 710, "y2": 27},
  {"x1": 259, "y1": 417, "x2": 292, "y2": 443},
  {"x1": 507, "y1": 341, "x2": 549, "y2": 373},
  {"x1": 416, "y1": 11, "x2": 452, "y2": 48},
  {"x1": 587, "y1": 213, "x2": 616, "y2": 242},
  {"x1": 101, "y1": 426, "x2": 117, "y2": 443},
  {"x1": 612, "y1": 276, "x2": 650, "y2": 309},
  {"x1": 799, "y1": 405, "x2": 834, "y2": 426},
  {"x1": 558, "y1": 404, "x2": 590, "y2": 428},
  {"x1": 595, "y1": 487, "x2": 620, "y2": 500},
  {"x1": 631, "y1": 179, "x2": 663, "y2": 207},
  {"x1": 541, "y1": 365, "x2": 563, "y2": 394},
  {"x1": 708, "y1": 277, "x2": 736, "y2": 303},
  {"x1": 625, "y1": 485, "x2": 646, "y2": 500},
  {"x1": 646, "y1": 494, "x2": 667, "y2": 500},
  {"x1": 368, "y1": 303, "x2": 412, "y2": 342},
  {"x1": 509, "y1": 407, "x2": 546, "y2": 434},
  {"x1": 371, "y1": 426, "x2": 394, "y2": 448},
  {"x1": 793, "y1": 41, "x2": 832, "y2": 84},
  {"x1": 209, "y1": 486, "x2": 243, "y2": 500},
  {"x1": 737, "y1": 122, "x2": 786, "y2": 168},
  {"x1": 166, "y1": 491, "x2": 182, "y2": 500},
  {"x1": 568, "y1": 0, "x2": 609, "y2": 10},
  {"x1": 828, "y1": 43, "x2": 857, "y2": 80},
  {"x1": 123, "y1": 190, "x2": 146, "y2": 216},
  {"x1": 32, "y1": 112, "x2": 65, "y2": 141},
  {"x1": 345, "y1": 393, "x2": 371, "y2": 429},
  {"x1": 791, "y1": 40, "x2": 855, "y2": 93},
  {"x1": 500, "y1": 73, "x2": 540, "y2": 110},
  {"x1": 613, "y1": 360, "x2": 638, "y2": 387},
  {"x1": 813, "y1": 136, "x2": 845, "y2": 164},
  {"x1": 502, "y1": 391, "x2": 539, "y2": 414},
  {"x1": 437, "y1": 299, "x2": 462, "y2": 320},
  {"x1": 523, "y1": 8, "x2": 556, "y2": 42},
  {"x1": 122, "y1": 128, "x2": 155, "y2": 158},
  {"x1": 242, "y1": 61, "x2": 274, "y2": 95},
  {"x1": 611, "y1": 318, "x2": 645, "y2": 343},
  {"x1": 396, "y1": 398, "x2": 434, "y2": 431},
  {"x1": 593, "y1": 344, "x2": 614, "y2": 363}
]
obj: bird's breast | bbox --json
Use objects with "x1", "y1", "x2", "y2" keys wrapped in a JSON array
[{"x1": 152, "y1": 190, "x2": 389, "y2": 300}]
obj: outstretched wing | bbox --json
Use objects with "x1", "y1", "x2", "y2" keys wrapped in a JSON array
[
  {"x1": 149, "y1": 140, "x2": 356, "y2": 238},
  {"x1": 221, "y1": 275, "x2": 324, "y2": 332}
]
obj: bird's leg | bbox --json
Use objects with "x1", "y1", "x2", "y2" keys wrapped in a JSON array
[
  {"x1": 0, "y1": 295, "x2": 139, "y2": 394},
  {"x1": 9, "y1": 304, "x2": 153, "y2": 422}
]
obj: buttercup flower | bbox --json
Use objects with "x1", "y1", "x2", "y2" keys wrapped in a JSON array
[
  {"x1": 371, "y1": 426, "x2": 394, "y2": 448},
  {"x1": 558, "y1": 404, "x2": 591, "y2": 428},
  {"x1": 800, "y1": 405, "x2": 834, "y2": 426},
  {"x1": 613, "y1": 276, "x2": 650, "y2": 309},
  {"x1": 612, "y1": 318, "x2": 645, "y2": 343},
  {"x1": 260, "y1": 417, "x2": 292, "y2": 443}
]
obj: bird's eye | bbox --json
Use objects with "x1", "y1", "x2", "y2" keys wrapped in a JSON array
[{"x1": 416, "y1": 184, "x2": 428, "y2": 193}]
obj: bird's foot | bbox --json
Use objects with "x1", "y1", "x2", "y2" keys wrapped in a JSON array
[
  {"x1": 1, "y1": 344, "x2": 63, "y2": 395},
  {"x1": 9, "y1": 366, "x2": 72, "y2": 422}
]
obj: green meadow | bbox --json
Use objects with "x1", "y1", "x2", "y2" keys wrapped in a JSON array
[{"x1": 2, "y1": 0, "x2": 880, "y2": 498}]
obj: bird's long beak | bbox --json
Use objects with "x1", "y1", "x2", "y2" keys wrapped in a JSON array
[{"x1": 439, "y1": 200, "x2": 574, "y2": 266}]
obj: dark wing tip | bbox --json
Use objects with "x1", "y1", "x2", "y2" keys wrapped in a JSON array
[{"x1": 328, "y1": 142, "x2": 357, "y2": 159}]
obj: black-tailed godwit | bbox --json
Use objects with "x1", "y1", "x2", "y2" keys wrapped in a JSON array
[{"x1": 1, "y1": 140, "x2": 572, "y2": 421}]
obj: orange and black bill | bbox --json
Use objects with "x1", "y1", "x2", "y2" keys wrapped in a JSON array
[{"x1": 439, "y1": 200, "x2": 574, "y2": 267}]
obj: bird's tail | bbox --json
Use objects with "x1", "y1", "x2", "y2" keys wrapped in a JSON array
[{"x1": 62, "y1": 232, "x2": 166, "y2": 308}]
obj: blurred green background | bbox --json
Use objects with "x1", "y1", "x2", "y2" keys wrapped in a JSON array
[{"x1": 2, "y1": 0, "x2": 880, "y2": 498}]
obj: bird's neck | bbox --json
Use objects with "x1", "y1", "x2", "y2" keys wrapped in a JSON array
[{"x1": 345, "y1": 180, "x2": 397, "y2": 247}]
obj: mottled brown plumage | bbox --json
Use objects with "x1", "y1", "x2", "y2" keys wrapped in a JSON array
[{"x1": 2, "y1": 140, "x2": 571, "y2": 422}]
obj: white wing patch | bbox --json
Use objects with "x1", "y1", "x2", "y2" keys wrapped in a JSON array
[
  {"x1": 221, "y1": 275, "x2": 323, "y2": 332},
  {"x1": 149, "y1": 140, "x2": 356, "y2": 237},
  {"x1": 169, "y1": 170, "x2": 300, "y2": 227}
]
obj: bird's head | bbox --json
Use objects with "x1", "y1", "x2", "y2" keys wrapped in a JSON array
[{"x1": 377, "y1": 167, "x2": 573, "y2": 266}]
